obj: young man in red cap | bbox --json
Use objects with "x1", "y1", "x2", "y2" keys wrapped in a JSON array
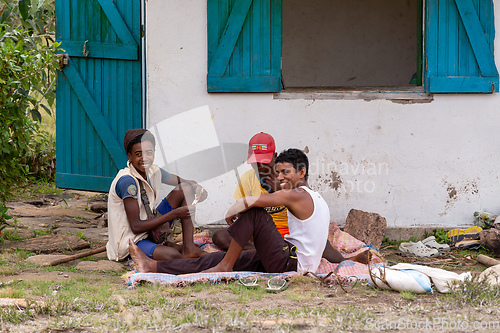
[
  {"x1": 106, "y1": 129, "x2": 207, "y2": 262},
  {"x1": 212, "y1": 132, "x2": 288, "y2": 249},
  {"x1": 213, "y1": 133, "x2": 362, "y2": 264}
]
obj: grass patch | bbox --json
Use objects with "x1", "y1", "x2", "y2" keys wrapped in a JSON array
[
  {"x1": 443, "y1": 275, "x2": 500, "y2": 308},
  {"x1": 11, "y1": 180, "x2": 63, "y2": 200},
  {"x1": 0, "y1": 249, "x2": 35, "y2": 275},
  {"x1": 399, "y1": 290, "x2": 415, "y2": 300}
]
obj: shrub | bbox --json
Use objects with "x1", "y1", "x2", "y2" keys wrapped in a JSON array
[{"x1": 0, "y1": 25, "x2": 60, "y2": 200}]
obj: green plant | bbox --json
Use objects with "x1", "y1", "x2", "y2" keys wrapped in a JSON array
[
  {"x1": 66, "y1": 231, "x2": 86, "y2": 241},
  {"x1": 473, "y1": 210, "x2": 497, "y2": 229},
  {"x1": 0, "y1": 0, "x2": 59, "y2": 200},
  {"x1": 400, "y1": 290, "x2": 415, "y2": 300},
  {"x1": 445, "y1": 275, "x2": 500, "y2": 308},
  {"x1": 59, "y1": 198, "x2": 68, "y2": 208},
  {"x1": 0, "y1": 202, "x2": 12, "y2": 234},
  {"x1": 432, "y1": 228, "x2": 448, "y2": 244},
  {"x1": 31, "y1": 227, "x2": 53, "y2": 238},
  {"x1": 0, "y1": 1, "x2": 55, "y2": 37},
  {"x1": 0, "y1": 217, "x2": 25, "y2": 243}
]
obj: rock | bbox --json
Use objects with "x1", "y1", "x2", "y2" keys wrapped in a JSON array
[
  {"x1": 478, "y1": 264, "x2": 500, "y2": 287},
  {"x1": 89, "y1": 202, "x2": 107, "y2": 213},
  {"x1": 95, "y1": 212, "x2": 108, "y2": 228},
  {"x1": 26, "y1": 254, "x2": 73, "y2": 266},
  {"x1": 0, "y1": 298, "x2": 45, "y2": 308},
  {"x1": 343, "y1": 209, "x2": 387, "y2": 249},
  {"x1": 9, "y1": 235, "x2": 89, "y2": 253},
  {"x1": 76, "y1": 260, "x2": 124, "y2": 272},
  {"x1": 480, "y1": 229, "x2": 500, "y2": 254}
]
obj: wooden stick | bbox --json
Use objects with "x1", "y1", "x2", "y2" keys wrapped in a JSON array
[
  {"x1": 477, "y1": 254, "x2": 500, "y2": 267},
  {"x1": 45, "y1": 246, "x2": 107, "y2": 266}
]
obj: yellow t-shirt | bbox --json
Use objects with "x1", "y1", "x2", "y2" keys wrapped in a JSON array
[{"x1": 234, "y1": 169, "x2": 289, "y2": 238}]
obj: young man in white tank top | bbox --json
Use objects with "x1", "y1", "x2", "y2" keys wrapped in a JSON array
[{"x1": 129, "y1": 148, "x2": 369, "y2": 274}]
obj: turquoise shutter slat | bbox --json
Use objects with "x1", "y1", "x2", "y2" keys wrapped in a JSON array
[
  {"x1": 56, "y1": 0, "x2": 142, "y2": 192},
  {"x1": 425, "y1": 0, "x2": 498, "y2": 93},
  {"x1": 207, "y1": 0, "x2": 282, "y2": 92}
]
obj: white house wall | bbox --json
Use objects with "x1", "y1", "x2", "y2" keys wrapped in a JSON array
[{"x1": 145, "y1": 0, "x2": 500, "y2": 228}]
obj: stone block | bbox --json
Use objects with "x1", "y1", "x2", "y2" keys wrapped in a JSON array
[
  {"x1": 480, "y1": 229, "x2": 500, "y2": 255},
  {"x1": 344, "y1": 209, "x2": 387, "y2": 249}
]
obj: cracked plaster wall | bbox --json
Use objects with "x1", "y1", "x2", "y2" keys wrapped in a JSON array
[{"x1": 145, "y1": 0, "x2": 500, "y2": 227}]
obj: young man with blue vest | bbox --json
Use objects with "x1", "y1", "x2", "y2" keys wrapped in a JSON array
[{"x1": 107, "y1": 129, "x2": 207, "y2": 262}]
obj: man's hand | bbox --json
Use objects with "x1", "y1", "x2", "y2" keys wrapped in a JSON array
[
  {"x1": 225, "y1": 212, "x2": 239, "y2": 225},
  {"x1": 173, "y1": 205, "x2": 194, "y2": 220},
  {"x1": 265, "y1": 169, "x2": 281, "y2": 192}
]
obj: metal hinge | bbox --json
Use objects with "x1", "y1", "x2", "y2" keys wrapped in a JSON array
[{"x1": 141, "y1": 25, "x2": 145, "y2": 38}]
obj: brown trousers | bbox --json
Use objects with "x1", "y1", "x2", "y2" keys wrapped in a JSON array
[{"x1": 156, "y1": 208, "x2": 297, "y2": 274}]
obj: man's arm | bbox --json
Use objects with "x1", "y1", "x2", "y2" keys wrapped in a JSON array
[
  {"x1": 123, "y1": 197, "x2": 192, "y2": 234},
  {"x1": 226, "y1": 189, "x2": 310, "y2": 223}
]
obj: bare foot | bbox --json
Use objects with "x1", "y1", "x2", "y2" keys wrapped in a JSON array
[
  {"x1": 201, "y1": 263, "x2": 232, "y2": 273},
  {"x1": 129, "y1": 239, "x2": 158, "y2": 273},
  {"x1": 182, "y1": 244, "x2": 208, "y2": 259},
  {"x1": 350, "y1": 249, "x2": 371, "y2": 265}
]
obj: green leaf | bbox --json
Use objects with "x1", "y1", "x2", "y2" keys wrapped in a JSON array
[
  {"x1": 39, "y1": 103, "x2": 51, "y2": 116},
  {"x1": 30, "y1": 107, "x2": 41, "y2": 122},
  {"x1": 18, "y1": 0, "x2": 30, "y2": 23},
  {"x1": 0, "y1": 4, "x2": 13, "y2": 25}
]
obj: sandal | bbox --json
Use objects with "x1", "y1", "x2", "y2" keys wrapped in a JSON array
[
  {"x1": 265, "y1": 277, "x2": 288, "y2": 293},
  {"x1": 447, "y1": 226, "x2": 482, "y2": 246},
  {"x1": 421, "y1": 236, "x2": 450, "y2": 252},
  {"x1": 455, "y1": 239, "x2": 481, "y2": 249},
  {"x1": 237, "y1": 275, "x2": 259, "y2": 289},
  {"x1": 398, "y1": 241, "x2": 439, "y2": 258}
]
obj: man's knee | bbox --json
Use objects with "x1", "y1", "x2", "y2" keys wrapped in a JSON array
[{"x1": 212, "y1": 229, "x2": 231, "y2": 249}]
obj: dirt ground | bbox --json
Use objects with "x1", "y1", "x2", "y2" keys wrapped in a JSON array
[{"x1": 1, "y1": 188, "x2": 499, "y2": 332}]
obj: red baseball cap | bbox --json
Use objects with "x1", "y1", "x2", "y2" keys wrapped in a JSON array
[{"x1": 247, "y1": 132, "x2": 276, "y2": 164}]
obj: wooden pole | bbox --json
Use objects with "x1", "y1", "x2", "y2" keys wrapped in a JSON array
[
  {"x1": 45, "y1": 246, "x2": 107, "y2": 266},
  {"x1": 477, "y1": 254, "x2": 500, "y2": 267}
]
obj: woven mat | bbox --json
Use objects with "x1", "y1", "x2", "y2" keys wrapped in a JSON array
[{"x1": 125, "y1": 223, "x2": 385, "y2": 288}]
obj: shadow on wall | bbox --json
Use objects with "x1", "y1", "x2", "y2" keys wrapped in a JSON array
[{"x1": 148, "y1": 105, "x2": 248, "y2": 183}]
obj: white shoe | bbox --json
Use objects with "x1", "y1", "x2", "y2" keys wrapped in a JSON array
[
  {"x1": 422, "y1": 236, "x2": 450, "y2": 252},
  {"x1": 399, "y1": 241, "x2": 439, "y2": 258}
]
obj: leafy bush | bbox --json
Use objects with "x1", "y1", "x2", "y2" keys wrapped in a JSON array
[
  {"x1": 0, "y1": 26, "x2": 60, "y2": 200},
  {"x1": 0, "y1": 0, "x2": 59, "y2": 201},
  {"x1": 1, "y1": 1, "x2": 55, "y2": 37}
]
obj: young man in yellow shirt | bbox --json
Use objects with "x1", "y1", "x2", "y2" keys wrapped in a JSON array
[{"x1": 212, "y1": 133, "x2": 360, "y2": 264}]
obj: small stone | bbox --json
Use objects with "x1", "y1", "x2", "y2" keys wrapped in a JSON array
[
  {"x1": 27, "y1": 255, "x2": 74, "y2": 266},
  {"x1": 75, "y1": 260, "x2": 124, "y2": 272},
  {"x1": 9, "y1": 235, "x2": 89, "y2": 253},
  {"x1": 344, "y1": 209, "x2": 387, "y2": 249},
  {"x1": 89, "y1": 202, "x2": 107, "y2": 213},
  {"x1": 480, "y1": 229, "x2": 500, "y2": 255},
  {"x1": 95, "y1": 212, "x2": 108, "y2": 228}
]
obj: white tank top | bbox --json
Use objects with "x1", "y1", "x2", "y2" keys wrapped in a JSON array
[{"x1": 284, "y1": 186, "x2": 330, "y2": 273}]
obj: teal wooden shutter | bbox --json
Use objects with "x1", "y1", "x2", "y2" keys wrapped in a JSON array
[
  {"x1": 425, "y1": 0, "x2": 498, "y2": 93},
  {"x1": 207, "y1": 0, "x2": 282, "y2": 92},
  {"x1": 55, "y1": 0, "x2": 142, "y2": 191}
]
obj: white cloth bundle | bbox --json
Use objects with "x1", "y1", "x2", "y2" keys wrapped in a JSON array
[{"x1": 369, "y1": 263, "x2": 471, "y2": 293}]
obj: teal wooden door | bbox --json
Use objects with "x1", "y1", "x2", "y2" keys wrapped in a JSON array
[{"x1": 55, "y1": 0, "x2": 142, "y2": 191}]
